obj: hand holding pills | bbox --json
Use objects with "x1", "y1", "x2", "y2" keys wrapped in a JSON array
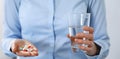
[{"x1": 11, "y1": 39, "x2": 38, "y2": 57}]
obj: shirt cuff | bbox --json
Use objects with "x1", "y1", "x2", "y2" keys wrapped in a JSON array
[
  {"x1": 8, "y1": 39, "x2": 17, "y2": 57},
  {"x1": 85, "y1": 41, "x2": 109, "y2": 59},
  {"x1": 2, "y1": 38, "x2": 17, "y2": 57}
]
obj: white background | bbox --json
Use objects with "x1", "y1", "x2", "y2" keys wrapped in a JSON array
[
  {"x1": 105, "y1": 0, "x2": 120, "y2": 59},
  {"x1": 0, "y1": 0, "x2": 120, "y2": 59}
]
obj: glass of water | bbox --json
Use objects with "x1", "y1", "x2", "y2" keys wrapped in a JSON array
[{"x1": 68, "y1": 13, "x2": 91, "y2": 53}]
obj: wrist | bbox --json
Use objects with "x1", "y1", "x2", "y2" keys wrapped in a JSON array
[{"x1": 87, "y1": 42, "x2": 101, "y2": 56}]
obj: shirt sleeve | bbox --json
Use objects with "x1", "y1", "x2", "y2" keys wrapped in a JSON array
[
  {"x1": 86, "y1": 0, "x2": 110, "y2": 59},
  {"x1": 1, "y1": 0, "x2": 21, "y2": 57}
]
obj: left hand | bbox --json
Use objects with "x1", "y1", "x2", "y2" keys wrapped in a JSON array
[{"x1": 68, "y1": 26, "x2": 97, "y2": 56}]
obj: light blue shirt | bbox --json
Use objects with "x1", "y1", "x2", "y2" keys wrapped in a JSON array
[{"x1": 1, "y1": 0, "x2": 110, "y2": 59}]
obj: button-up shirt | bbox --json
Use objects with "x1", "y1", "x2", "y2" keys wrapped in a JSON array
[{"x1": 2, "y1": 0, "x2": 110, "y2": 59}]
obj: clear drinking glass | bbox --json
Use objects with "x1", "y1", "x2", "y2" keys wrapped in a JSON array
[{"x1": 68, "y1": 13, "x2": 91, "y2": 53}]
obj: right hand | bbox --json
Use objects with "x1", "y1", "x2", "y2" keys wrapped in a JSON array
[{"x1": 11, "y1": 39, "x2": 39, "y2": 57}]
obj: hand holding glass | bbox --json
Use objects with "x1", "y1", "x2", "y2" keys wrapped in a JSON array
[{"x1": 68, "y1": 13, "x2": 91, "y2": 53}]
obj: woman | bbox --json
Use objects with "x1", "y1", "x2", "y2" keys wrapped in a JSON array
[{"x1": 2, "y1": 0, "x2": 110, "y2": 59}]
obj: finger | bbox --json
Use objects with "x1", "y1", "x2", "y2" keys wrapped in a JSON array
[
  {"x1": 30, "y1": 51, "x2": 39, "y2": 56},
  {"x1": 67, "y1": 34, "x2": 76, "y2": 42},
  {"x1": 83, "y1": 26, "x2": 94, "y2": 34},
  {"x1": 16, "y1": 48, "x2": 38, "y2": 57},
  {"x1": 28, "y1": 44, "x2": 39, "y2": 51},
  {"x1": 75, "y1": 39, "x2": 89, "y2": 44},
  {"x1": 78, "y1": 45, "x2": 91, "y2": 52},
  {"x1": 84, "y1": 34, "x2": 94, "y2": 41},
  {"x1": 75, "y1": 33, "x2": 84, "y2": 39},
  {"x1": 67, "y1": 34, "x2": 70, "y2": 38},
  {"x1": 76, "y1": 39, "x2": 93, "y2": 47},
  {"x1": 30, "y1": 45, "x2": 38, "y2": 51},
  {"x1": 76, "y1": 33, "x2": 93, "y2": 41},
  {"x1": 16, "y1": 51, "x2": 31, "y2": 57},
  {"x1": 67, "y1": 34, "x2": 75, "y2": 38}
]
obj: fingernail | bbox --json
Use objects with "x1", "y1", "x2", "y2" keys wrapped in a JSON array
[{"x1": 75, "y1": 39, "x2": 77, "y2": 42}]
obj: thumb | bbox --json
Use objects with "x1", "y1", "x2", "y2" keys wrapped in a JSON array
[{"x1": 11, "y1": 40, "x2": 19, "y2": 53}]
